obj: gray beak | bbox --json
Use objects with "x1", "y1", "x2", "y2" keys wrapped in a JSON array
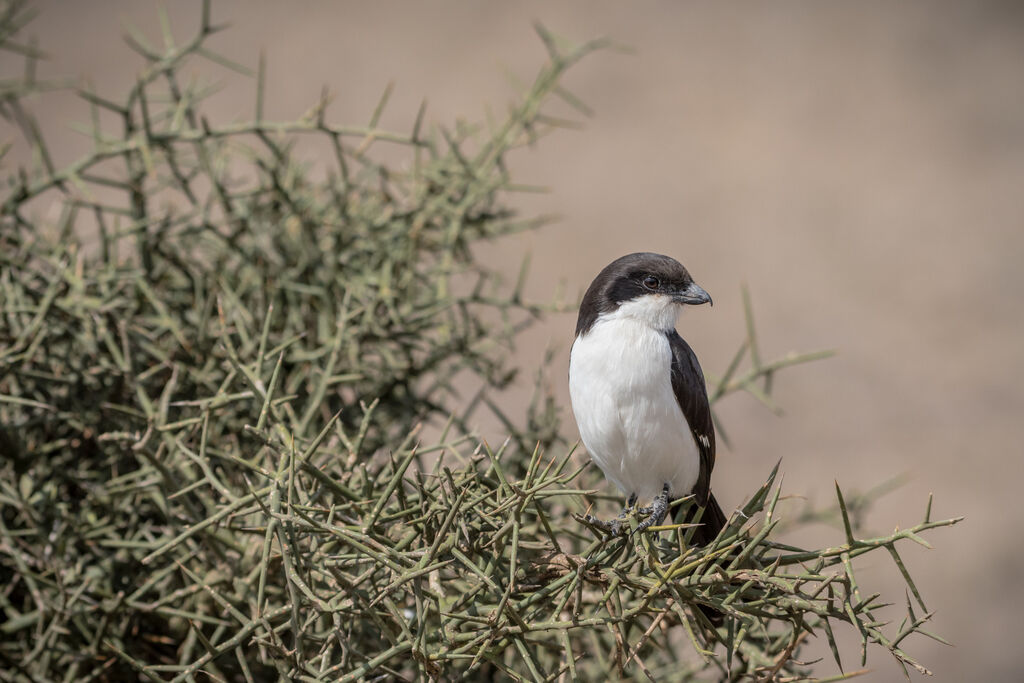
[{"x1": 675, "y1": 281, "x2": 713, "y2": 306}]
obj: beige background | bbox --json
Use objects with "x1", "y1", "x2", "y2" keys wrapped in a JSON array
[{"x1": 17, "y1": 1, "x2": 1024, "y2": 680}]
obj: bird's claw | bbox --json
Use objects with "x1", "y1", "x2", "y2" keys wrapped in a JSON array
[
  {"x1": 631, "y1": 483, "x2": 671, "y2": 537},
  {"x1": 579, "y1": 485, "x2": 671, "y2": 538},
  {"x1": 582, "y1": 513, "x2": 626, "y2": 536}
]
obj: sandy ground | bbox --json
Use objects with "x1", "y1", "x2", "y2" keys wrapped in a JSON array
[{"x1": 14, "y1": 1, "x2": 1024, "y2": 680}]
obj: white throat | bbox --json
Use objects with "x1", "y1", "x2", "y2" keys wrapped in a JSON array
[{"x1": 604, "y1": 294, "x2": 680, "y2": 332}]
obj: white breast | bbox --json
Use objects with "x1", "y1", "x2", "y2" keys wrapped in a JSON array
[{"x1": 569, "y1": 312, "x2": 701, "y2": 502}]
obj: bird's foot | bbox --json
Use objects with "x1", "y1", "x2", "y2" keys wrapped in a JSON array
[
  {"x1": 580, "y1": 492, "x2": 640, "y2": 537},
  {"x1": 582, "y1": 514, "x2": 626, "y2": 536},
  {"x1": 632, "y1": 483, "x2": 671, "y2": 536}
]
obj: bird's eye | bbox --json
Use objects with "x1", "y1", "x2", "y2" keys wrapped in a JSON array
[{"x1": 642, "y1": 276, "x2": 660, "y2": 290}]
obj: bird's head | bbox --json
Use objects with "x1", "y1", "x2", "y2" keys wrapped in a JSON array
[{"x1": 576, "y1": 252, "x2": 712, "y2": 335}]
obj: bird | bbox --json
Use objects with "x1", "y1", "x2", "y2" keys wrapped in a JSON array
[{"x1": 568, "y1": 252, "x2": 727, "y2": 544}]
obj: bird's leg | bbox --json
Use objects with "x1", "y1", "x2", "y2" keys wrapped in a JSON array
[
  {"x1": 583, "y1": 492, "x2": 639, "y2": 536},
  {"x1": 633, "y1": 483, "x2": 671, "y2": 535},
  {"x1": 636, "y1": 483, "x2": 669, "y2": 516}
]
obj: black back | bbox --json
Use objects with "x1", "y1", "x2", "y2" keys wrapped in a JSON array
[
  {"x1": 668, "y1": 329, "x2": 727, "y2": 548},
  {"x1": 666, "y1": 330, "x2": 715, "y2": 504}
]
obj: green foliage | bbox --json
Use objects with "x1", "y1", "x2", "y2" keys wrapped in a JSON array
[{"x1": 0, "y1": 2, "x2": 959, "y2": 680}]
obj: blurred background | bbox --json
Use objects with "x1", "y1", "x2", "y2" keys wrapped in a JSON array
[{"x1": 22, "y1": 1, "x2": 1024, "y2": 680}]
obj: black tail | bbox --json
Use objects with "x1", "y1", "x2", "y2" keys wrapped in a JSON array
[
  {"x1": 677, "y1": 493, "x2": 729, "y2": 626},
  {"x1": 678, "y1": 492, "x2": 728, "y2": 547}
]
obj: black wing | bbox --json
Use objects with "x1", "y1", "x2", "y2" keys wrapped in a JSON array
[{"x1": 666, "y1": 330, "x2": 716, "y2": 505}]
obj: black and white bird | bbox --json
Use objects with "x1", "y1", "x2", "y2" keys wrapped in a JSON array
[{"x1": 569, "y1": 252, "x2": 727, "y2": 543}]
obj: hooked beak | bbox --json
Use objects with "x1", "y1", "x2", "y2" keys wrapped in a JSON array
[{"x1": 675, "y1": 281, "x2": 713, "y2": 306}]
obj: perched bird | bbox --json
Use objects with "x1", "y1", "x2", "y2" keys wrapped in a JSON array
[{"x1": 569, "y1": 252, "x2": 726, "y2": 544}]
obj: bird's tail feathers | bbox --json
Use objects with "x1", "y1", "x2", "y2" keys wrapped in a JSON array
[
  {"x1": 676, "y1": 493, "x2": 729, "y2": 626},
  {"x1": 678, "y1": 492, "x2": 727, "y2": 548}
]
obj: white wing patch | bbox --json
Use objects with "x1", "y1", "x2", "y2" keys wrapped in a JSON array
[{"x1": 697, "y1": 433, "x2": 711, "y2": 450}]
